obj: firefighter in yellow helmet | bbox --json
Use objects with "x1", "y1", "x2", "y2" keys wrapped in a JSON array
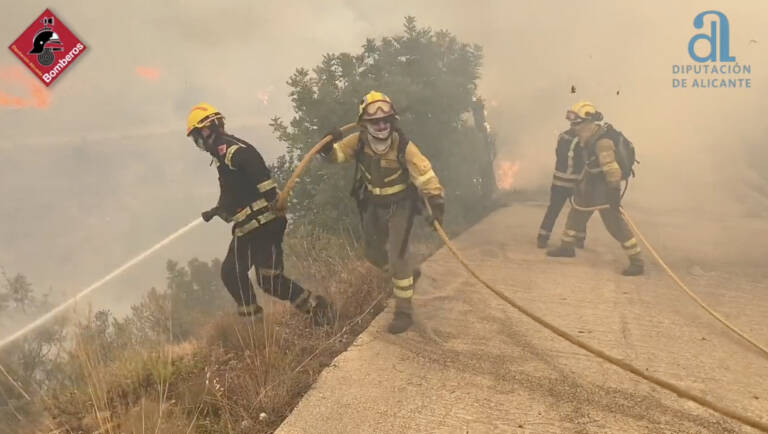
[
  {"x1": 321, "y1": 91, "x2": 445, "y2": 334},
  {"x1": 547, "y1": 101, "x2": 644, "y2": 276},
  {"x1": 185, "y1": 103, "x2": 335, "y2": 324}
]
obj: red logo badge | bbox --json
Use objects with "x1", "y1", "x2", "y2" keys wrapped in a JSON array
[
  {"x1": 8, "y1": 9, "x2": 86, "y2": 87},
  {"x1": 218, "y1": 145, "x2": 227, "y2": 155}
]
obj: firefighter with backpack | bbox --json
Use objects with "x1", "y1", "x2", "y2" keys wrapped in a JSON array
[
  {"x1": 547, "y1": 101, "x2": 644, "y2": 276},
  {"x1": 321, "y1": 91, "x2": 446, "y2": 334}
]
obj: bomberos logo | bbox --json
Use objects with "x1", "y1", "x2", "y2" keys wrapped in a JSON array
[{"x1": 8, "y1": 8, "x2": 87, "y2": 87}]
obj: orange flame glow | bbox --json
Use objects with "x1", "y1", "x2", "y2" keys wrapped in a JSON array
[
  {"x1": 256, "y1": 90, "x2": 270, "y2": 105},
  {"x1": 135, "y1": 66, "x2": 161, "y2": 81},
  {"x1": 0, "y1": 66, "x2": 51, "y2": 109},
  {"x1": 496, "y1": 160, "x2": 520, "y2": 190},
  {"x1": 256, "y1": 86, "x2": 273, "y2": 105}
]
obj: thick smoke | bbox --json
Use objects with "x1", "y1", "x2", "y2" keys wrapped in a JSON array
[{"x1": 0, "y1": 1, "x2": 765, "y2": 333}]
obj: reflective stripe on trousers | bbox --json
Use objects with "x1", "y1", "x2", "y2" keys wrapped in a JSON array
[
  {"x1": 562, "y1": 207, "x2": 640, "y2": 256},
  {"x1": 393, "y1": 276, "x2": 414, "y2": 299},
  {"x1": 362, "y1": 199, "x2": 416, "y2": 297}
]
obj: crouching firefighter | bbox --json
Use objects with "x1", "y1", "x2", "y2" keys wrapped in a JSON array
[
  {"x1": 185, "y1": 103, "x2": 335, "y2": 324},
  {"x1": 321, "y1": 91, "x2": 445, "y2": 334},
  {"x1": 537, "y1": 127, "x2": 586, "y2": 249},
  {"x1": 547, "y1": 101, "x2": 644, "y2": 276}
]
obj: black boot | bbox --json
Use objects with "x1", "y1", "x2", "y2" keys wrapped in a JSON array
[
  {"x1": 294, "y1": 293, "x2": 336, "y2": 327},
  {"x1": 387, "y1": 298, "x2": 413, "y2": 335},
  {"x1": 536, "y1": 235, "x2": 549, "y2": 249},
  {"x1": 237, "y1": 303, "x2": 263, "y2": 318},
  {"x1": 308, "y1": 294, "x2": 336, "y2": 327},
  {"x1": 547, "y1": 243, "x2": 576, "y2": 257},
  {"x1": 622, "y1": 255, "x2": 645, "y2": 276}
]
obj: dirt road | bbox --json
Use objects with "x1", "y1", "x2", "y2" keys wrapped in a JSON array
[{"x1": 278, "y1": 203, "x2": 768, "y2": 433}]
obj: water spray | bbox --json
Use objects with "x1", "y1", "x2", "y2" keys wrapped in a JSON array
[
  {"x1": 0, "y1": 217, "x2": 204, "y2": 350},
  {"x1": 1, "y1": 120, "x2": 356, "y2": 350}
]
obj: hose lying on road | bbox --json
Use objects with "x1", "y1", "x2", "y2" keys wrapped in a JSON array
[
  {"x1": 274, "y1": 123, "x2": 359, "y2": 211},
  {"x1": 274, "y1": 128, "x2": 767, "y2": 431},
  {"x1": 620, "y1": 208, "x2": 768, "y2": 360},
  {"x1": 424, "y1": 199, "x2": 768, "y2": 433}
]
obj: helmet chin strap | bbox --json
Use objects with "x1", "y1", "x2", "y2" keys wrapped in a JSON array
[{"x1": 206, "y1": 131, "x2": 222, "y2": 154}]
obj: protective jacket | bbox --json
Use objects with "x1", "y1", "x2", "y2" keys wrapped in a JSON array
[
  {"x1": 327, "y1": 129, "x2": 444, "y2": 204},
  {"x1": 552, "y1": 129, "x2": 584, "y2": 188},
  {"x1": 210, "y1": 133, "x2": 281, "y2": 236},
  {"x1": 572, "y1": 125, "x2": 623, "y2": 211}
]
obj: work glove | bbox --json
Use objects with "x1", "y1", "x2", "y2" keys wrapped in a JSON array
[
  {"x1": 425, "y1": 196, "x2": 445, "y2": 228},
  {"x1": 608, "y1": 187, "x2": 622, "y2": 210},
  {"x1": 201, "y1": 207, "x2": 217, "y2": 222},
  {"x1": 201, "y1": 206, "x2": 231, "y2": 223},
  {"x1": 319, "y1": 127, "x2": 343, "y2": 156}
]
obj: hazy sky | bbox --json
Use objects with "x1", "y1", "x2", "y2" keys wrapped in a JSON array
[{"x1": 1, "y1": 1, "x2": 766, "y2": 333}]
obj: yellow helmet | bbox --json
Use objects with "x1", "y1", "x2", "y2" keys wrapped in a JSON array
[
  {"x1": 566, "y1": 101, "x2": 601, "y2": 122},
  {"x1": 186, "y1": 102, "x2": 224, "y2": 136},
  {"x1": 358, "y1": 90, "x2": 396, "y2": 121}
]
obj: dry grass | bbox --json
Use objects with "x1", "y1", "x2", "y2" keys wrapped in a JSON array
[{"x1": 1, "y1": 228, "x2": 392, "y2": 433}]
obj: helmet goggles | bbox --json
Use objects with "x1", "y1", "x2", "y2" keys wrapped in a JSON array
[
  {"x1": 362, "y1": 100, "x2": 395, "y2": 119},
  {"x1": 566, "y1": 110, "x2": 585, "y2": 123}
]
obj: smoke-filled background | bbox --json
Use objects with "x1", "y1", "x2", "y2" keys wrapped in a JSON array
[{"x1": 1, "y1": 0, "x2": 766, "y2": 335}]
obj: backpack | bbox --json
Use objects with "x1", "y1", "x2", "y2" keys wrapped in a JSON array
[{"x1": 602, "y1": 123, "x2": 637, "y2": 180}]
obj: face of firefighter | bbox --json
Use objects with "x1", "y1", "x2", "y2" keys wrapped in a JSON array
[
  {"x1": 571, "y1": 119, "x2": 598, "y2": 140},
  {"x1": 365, "y1": 118, "x2": 392, "y2": 140},
  {"x1": 566, "y1": 110, "x2": 585, "y2": 128},
  {"x1": 190, "y1": 127, "x2": 212, "y2": 152}
]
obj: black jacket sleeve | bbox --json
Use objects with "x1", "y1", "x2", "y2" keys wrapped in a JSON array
[{"x1": 230, "y1": 145, "x2": 278, "y2": 202}]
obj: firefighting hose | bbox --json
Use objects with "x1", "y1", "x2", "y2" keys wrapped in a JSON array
[
  {"x1": 0, "y1": 217, "x2": 205, "y2": 350},
  {"x1": 422, "y1": 197, "x2": 768, "y2": 433},
  {"x1": 569, "y1": 191, "x2": 767, "y2": 359},
  {"x1": 0, "y1": 125, "x2": 361, "y2": 351},
  {"x1": 620, "y1": 209, "x2": 768, "y2": 359},
  {"x1": 274, "y1": 123, "x2": 359, "y2": 211}
]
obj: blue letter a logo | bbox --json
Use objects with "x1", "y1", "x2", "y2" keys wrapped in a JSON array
[{"x1": 688, "y1": 10, "x2": 736, "y2": 62}]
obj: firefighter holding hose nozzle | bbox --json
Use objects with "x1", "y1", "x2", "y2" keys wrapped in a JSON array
[{"x1": 186, "y1": 103, "x2": 335, "y2": 325}]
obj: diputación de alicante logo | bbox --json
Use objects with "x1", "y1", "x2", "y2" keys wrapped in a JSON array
[
  {"x1": 672, "y1": 10, "x2": 752, "y2": 89},
  {"x1": 8, "y1": 8, "x2": 86, "y2": 87}
]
